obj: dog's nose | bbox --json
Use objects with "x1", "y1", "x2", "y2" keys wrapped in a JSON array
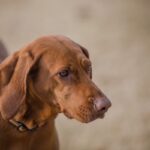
[{"x1": 91, "y1": 97, "x2": 111, "y2": 112}]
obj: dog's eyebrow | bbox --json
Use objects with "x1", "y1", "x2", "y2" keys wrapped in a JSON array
[{"x1": 81, "y1": 59, "x2": 91, "y2": 68}]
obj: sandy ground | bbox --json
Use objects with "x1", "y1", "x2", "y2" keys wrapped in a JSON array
[{"x1": 0, "y1": 0, "x2": 150, "y2": 150}]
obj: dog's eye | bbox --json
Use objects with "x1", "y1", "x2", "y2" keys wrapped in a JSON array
[
  {"x1": 59, "y1": 69, "x2": 70, "y2": 77},
  {"x1": 86, "y1": 65, "x2": 91, "y2": 73},
  {"x1": 86, "y1": 66, "x2": 92, "y2": 78},
  {"x1": 87, "y1": 66, "x2": 91, "y2": 73}
]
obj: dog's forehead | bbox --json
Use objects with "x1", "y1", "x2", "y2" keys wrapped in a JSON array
[
  {"x1": 31, "y1": 36, "x2": 90, "y2": 70},
  {"x1": 38, "y1": 36, "x2": 86, "y2": 60},
  {"x1": 31, "y1": 35, "x2": 82, "y2": 55},
  {"x1": 44, "y1": 47, "x2": 86, "y2": 70},
  {"x1": 52, "y1": 36, "x2": 83, "y2": 55}
]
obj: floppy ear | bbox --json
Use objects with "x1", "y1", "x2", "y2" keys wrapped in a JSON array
[
  {"x1": 0, "y1": 50, "x2": 39, "y2": 119},
  {"x1": 76, "y1": 43, "x2": 89, "y2": 58},
  {"x1": 80, "y1": 46, "x2": 89, "y2": 58},
  {"x1": 77, "y1": 44, "x2": 93, "y2": 78}
]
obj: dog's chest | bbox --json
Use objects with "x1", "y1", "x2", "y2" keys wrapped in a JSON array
[{"x1": 0, "y1": 119, "x2": 59, "y2": 150}]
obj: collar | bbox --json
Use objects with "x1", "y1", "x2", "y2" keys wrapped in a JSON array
[{"x1": 9, "y1": 119, "x2": 38, "y2": 132}]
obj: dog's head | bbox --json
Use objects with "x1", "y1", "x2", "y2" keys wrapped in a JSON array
[{"x1": 0, "y1": 36, "x2": 111, "y2": 128}]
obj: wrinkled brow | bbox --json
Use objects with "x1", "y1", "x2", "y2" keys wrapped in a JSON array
[{"x1": 81, "y1": 59, "x2": 92, "y2": 68}]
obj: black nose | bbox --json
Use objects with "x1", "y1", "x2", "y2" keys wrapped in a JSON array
[{"x1": 92, "y1": 97, "x2": 111, "y2": 112}]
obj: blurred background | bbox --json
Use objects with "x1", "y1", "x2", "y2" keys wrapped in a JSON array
[{"x1": 0, "y1": 0, "x2": 150, "y2": 150}]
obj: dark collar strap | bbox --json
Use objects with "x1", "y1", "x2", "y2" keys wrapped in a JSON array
[{"x1": 9, "y1": 119, "x2": 38, "y2": 132}]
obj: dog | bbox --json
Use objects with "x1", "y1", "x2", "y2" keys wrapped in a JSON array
[{"x1": 0, "y1": 35, "x2": 111, "y2": 150}]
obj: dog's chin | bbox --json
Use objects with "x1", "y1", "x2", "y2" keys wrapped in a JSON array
[
  {"x1": 63, "y1": 111, "x2": 73, "y2": 119},
  {"x1": 75, "y1": 113, "x2": 106, "y2": 123},
  {"x1": 63, "y1": 110, "x2": 106, "y2": 123}
]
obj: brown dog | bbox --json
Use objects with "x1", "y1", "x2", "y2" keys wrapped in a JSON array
[{"x1": 0, "y1": 35, "x2": 111, "y2": 150}]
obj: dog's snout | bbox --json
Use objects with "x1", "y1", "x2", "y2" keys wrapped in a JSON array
[{"x1": 91, "y1": 97, "x2": 111, "y2": 112}]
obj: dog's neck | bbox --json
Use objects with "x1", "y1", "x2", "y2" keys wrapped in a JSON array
[{"x1": 8, "y1": 79, "x2": 59, "y2": 132}]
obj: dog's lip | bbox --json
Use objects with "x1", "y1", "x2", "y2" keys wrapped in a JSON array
[
  {"x1": 63, "y1": 110, "x2": 73, "y2": 119},
  {"x1": 98, "y1": 113, "x2": 105, "y2": 119},
  {"x1": 92, "y1": 109, "x2": 108, "y2": 120},
  {"x1": 77, "y1": 111, "x2": 108, "y2": 123},
  {"x1": 63, "y1": 107, "x2": 108, "y2": 122}
]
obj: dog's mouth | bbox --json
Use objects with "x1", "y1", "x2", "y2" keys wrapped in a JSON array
[
  {"x1": 63, "y1": 107, "x2": 108, "y2": 123},
  {"x1": 63, "y1": 110, "x2": 73, "y2": 119},
  {"x1": 85, "y1": 110, "x2": 108, "y2": 122}
]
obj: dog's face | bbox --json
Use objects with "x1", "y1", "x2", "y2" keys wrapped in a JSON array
[
  {"x1": 38, "y1": 36, "x2": 111, "y2": 123},
  {"x1": 0, "y1": 36, "x2": 111, "y2": 125}
]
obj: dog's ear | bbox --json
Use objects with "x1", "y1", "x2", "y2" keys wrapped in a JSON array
[
  {"x1": 79, "y1": 45, "x2": 90, "y2": 58},
  {"x1": 0, "y1": 50, "x2": 40, "y2": 119},
  {"x1": 78, "y1": 44, "x2": 92, "y2": 78},
  {"x1": 77, "y1": 43, "x2": 89, "y2": 58},
  {"x1": 81, "y1": 46, "x2": 89, "y2": 58}
]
